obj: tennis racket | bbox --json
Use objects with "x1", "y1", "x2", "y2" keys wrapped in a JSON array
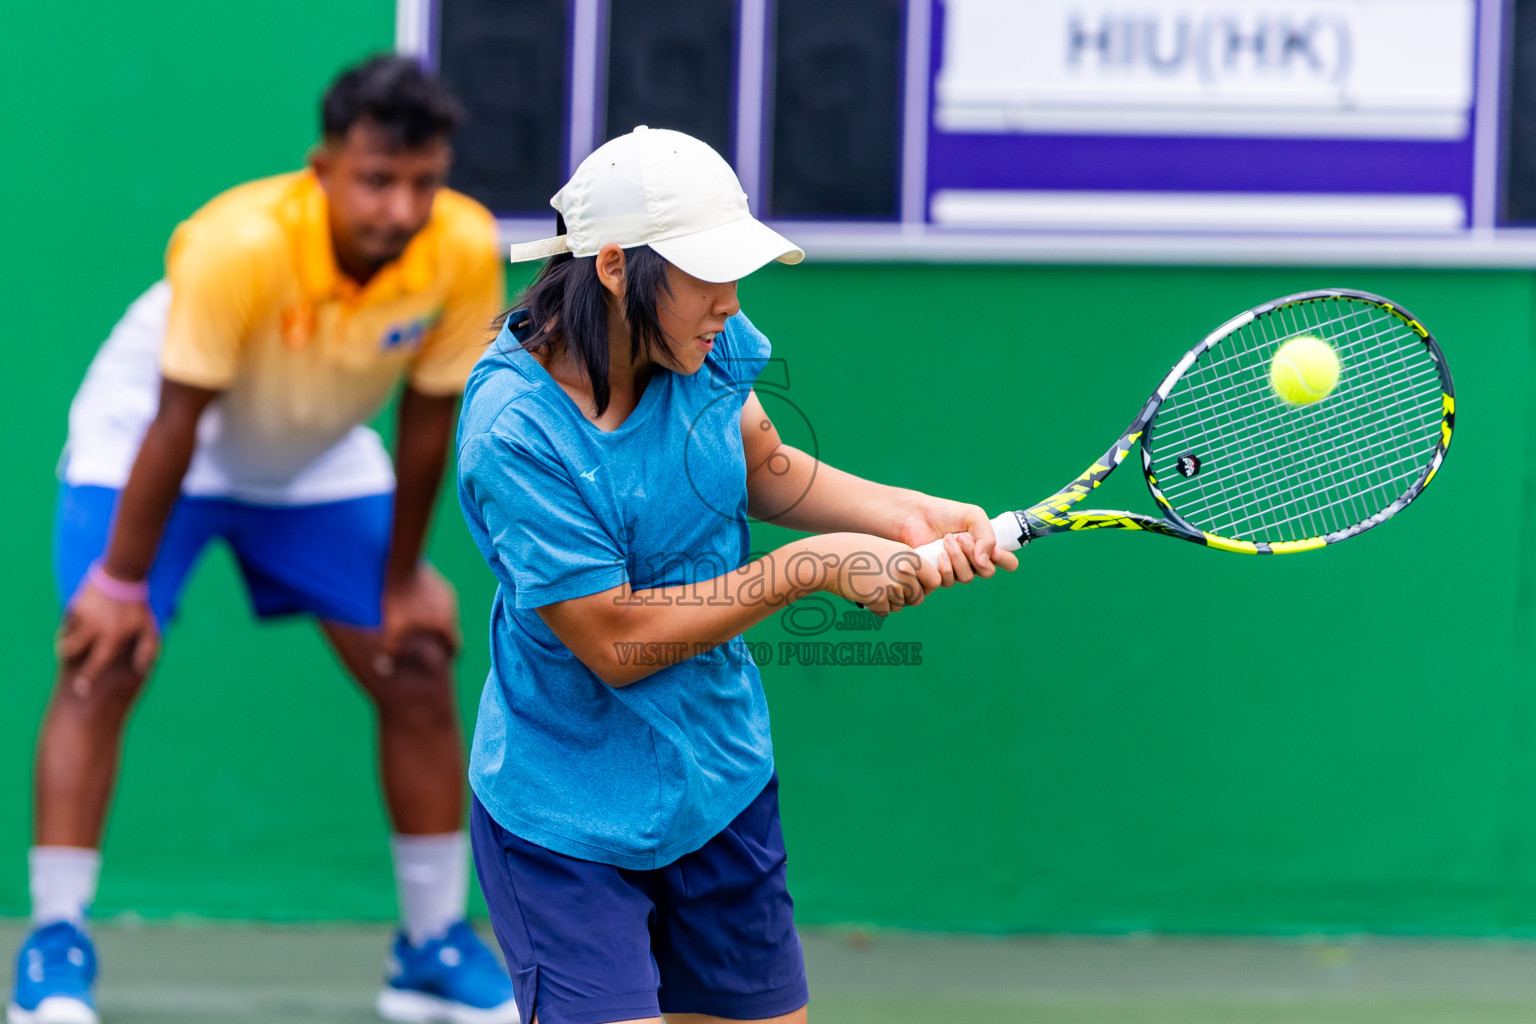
[{"x1": 918, "y1": 288, "x2": 1454, "y2": 565}]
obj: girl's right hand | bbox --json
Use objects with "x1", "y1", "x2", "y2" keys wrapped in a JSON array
[{"x1": 814, "y1": 533, "x2": 943, "y2": 615}]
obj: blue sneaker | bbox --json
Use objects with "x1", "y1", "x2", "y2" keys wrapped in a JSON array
[
  {"x1": 7, "y1": 921, "x2": 98, "y2": 1024},
  {"x1": 377, "y1": 921, "x2": 518, "y2": 1024}
]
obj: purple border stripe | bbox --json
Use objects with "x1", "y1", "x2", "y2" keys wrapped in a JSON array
[{"x1": 927, "y1": 133, "x2": 1476, "y2": 197}]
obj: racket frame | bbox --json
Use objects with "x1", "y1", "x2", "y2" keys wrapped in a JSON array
[{"x1": 1004, "y1": 289, "x2": 1455, "y2": 555}]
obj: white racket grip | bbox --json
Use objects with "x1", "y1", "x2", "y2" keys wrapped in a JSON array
[{"x1": 911, "y1": 512, "x2": 1026, "y2": 567}]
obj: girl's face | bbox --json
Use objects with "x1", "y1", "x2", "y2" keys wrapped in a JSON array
[{"x1": 654, "y1": 262, "x2": 741, "y2": 375}]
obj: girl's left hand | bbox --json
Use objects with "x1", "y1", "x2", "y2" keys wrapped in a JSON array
[{"x1": 893, "y1": 497, "x2": 1022, "y2": 586}]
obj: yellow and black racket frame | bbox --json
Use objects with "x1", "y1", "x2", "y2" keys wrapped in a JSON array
[{"x1": 1008, "y1": 289, "x2": 1455, "y2": 555}]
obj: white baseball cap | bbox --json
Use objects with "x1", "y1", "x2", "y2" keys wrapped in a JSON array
[{"x1": 506, "y1": 126, "x2": 804, "y2": 283}]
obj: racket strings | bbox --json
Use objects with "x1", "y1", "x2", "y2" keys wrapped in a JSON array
[
  {"x1": 1153, "y1": 319, "x2": 1435, "y2": 425},
  {"x1": 1249, "y1": 319, "x2": 1436, "y2": 534},
  {"x1": 1146, "y1": 297, "x2": 1445, "y2": 543},
  {"x1": 1153, "y1": 340, "x2": 1438, "y2": 485},
  {"x1": 1236, "y1": 304, "x2": 1439, "y2": 535},
  {"x1": 1167, "y1": 308, "x2": 1440, "y2": 539},
  {"x1": 1173, "y1": 317, "x2": 1437, "y2": 539},
  {"x1": 1158, "y1": 334, "x2": 1438, "y2": 529}
]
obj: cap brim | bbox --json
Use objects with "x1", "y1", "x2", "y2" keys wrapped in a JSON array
[
  {"x1": 648, "y1": 217, "x2": 804, "y2": 284},
  {"x1": 507, "y1": 235, "x2": 571, "y2": 263}
]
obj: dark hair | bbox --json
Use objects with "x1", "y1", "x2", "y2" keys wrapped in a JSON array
[
  {"x1": 321, "y1": 54, "x2": 464, "y2": 148},
  {"x1": 510, "y1": 241, "x2": 674, "y2": 417}
]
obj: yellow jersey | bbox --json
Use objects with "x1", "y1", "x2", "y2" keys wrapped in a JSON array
[{"x1": 63, "y1": 171, "x2": 504, "y2": 504}]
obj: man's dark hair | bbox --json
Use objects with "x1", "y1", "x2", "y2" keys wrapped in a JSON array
[{"x1": 321, "y1": 55, "x2": 465, "y2": 148}]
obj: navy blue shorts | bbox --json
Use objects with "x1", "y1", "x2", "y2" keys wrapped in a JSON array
[
  {"x1": 54, "y1": 483, "x2": 393, "y2": 629},
  {"x1": 470, "y1": 775, "x2": 808, "y2": 1024}
]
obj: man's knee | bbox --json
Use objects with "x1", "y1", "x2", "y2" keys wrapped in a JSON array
[
  {"x1": 51, "y1": 658, "x2": 149, "y2": 718},
  {"x1": 364, "y1": 657, "x2": 457, "y2": 726}
]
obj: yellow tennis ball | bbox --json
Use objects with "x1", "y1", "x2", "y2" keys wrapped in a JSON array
[{"x1": 1270, "y1": 335, "x2": 1340, "y2": 405}]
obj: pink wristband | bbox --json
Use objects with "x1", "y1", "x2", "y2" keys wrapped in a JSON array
[{"x1": 86, "y1": 562, "x2": 150, "y2": 603}]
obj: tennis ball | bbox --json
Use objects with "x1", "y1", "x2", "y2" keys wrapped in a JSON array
[{"x1": 1269, "y1": 334, "x2": 1340, "y2": 405}]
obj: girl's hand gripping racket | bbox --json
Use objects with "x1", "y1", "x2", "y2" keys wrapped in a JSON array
[{"x1": 917, "y1": 289, "x2": 1454, "y2": 565}]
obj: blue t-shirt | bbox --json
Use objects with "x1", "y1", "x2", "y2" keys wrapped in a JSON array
[{"x1": 456, "y1": 308, "x2": 776, "y2": 869}]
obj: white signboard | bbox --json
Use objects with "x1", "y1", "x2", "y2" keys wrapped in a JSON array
[{"x1": 936, "y1": 0, "x2": 1476, "y2": 139}]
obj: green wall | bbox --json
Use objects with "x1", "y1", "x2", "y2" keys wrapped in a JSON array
[
  {"x1": 3, "y1": 1, "x2": 1535, "y2": 935},
  {"x1": 748, "y1": 264, "x2": 1526, "y2": 935}
]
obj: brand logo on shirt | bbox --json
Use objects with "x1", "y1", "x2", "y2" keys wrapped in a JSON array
[
  {"x1": 580, "y1": 467, "x2": 599, "y2": 482},
  {"x1": 380, "y1": 309, "x2": 441, "y2": 351}
]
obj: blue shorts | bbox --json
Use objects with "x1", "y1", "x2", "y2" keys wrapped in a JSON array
[
  {"x1": 470, "y1": 775, "x2": 808, "y2": 1024},
  {"x1": 54, "y1": 484, "x2": 393, "y2": 629}
]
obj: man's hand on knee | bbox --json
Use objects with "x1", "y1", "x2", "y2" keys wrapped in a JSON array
[
  {"x1": 376, "y1": 563, "x2": 460, "y2": 677},
  {"x1": 57, "y1": 575, "x2": 160, "y2": 697}
]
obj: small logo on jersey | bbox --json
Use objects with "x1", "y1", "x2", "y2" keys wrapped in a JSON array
[
  {"x1": 380, "y1": 308, "x2": 441, "y2": 351},
  {"x1": 1176, "y1": 453, "x2": 1202, "y2": 478},
  {"x1": 580, "y1": 467, "x2": 599, "y2": 482}
]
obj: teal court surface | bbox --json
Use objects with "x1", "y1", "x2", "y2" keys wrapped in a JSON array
[{"x1": 14, "y1": 922, "x2": 1536, "y2": 1023}]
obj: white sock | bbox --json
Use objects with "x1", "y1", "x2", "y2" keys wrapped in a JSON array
[
  {"x1": 391, "y1": 832, "x2": 469, "y2": 947},
  {"x1": 30, "y1": 847, "x2": 101, "y2": 927}
]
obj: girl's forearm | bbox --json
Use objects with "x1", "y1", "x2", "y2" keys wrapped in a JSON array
[
  {"x1": 539, "y1": 532, "x2": 892, "y2": 686},
  {"x1": 746, "y1": 443, "x2": 917, "y2": 539}
]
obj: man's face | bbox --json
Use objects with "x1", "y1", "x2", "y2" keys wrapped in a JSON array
[{"x1": 312, "y1": 120, "x2": 451, "y2": 276}]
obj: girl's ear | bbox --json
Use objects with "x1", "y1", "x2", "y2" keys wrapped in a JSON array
[{"x1": 594, "y1": 244, "x2": 627, "y2": 299}]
